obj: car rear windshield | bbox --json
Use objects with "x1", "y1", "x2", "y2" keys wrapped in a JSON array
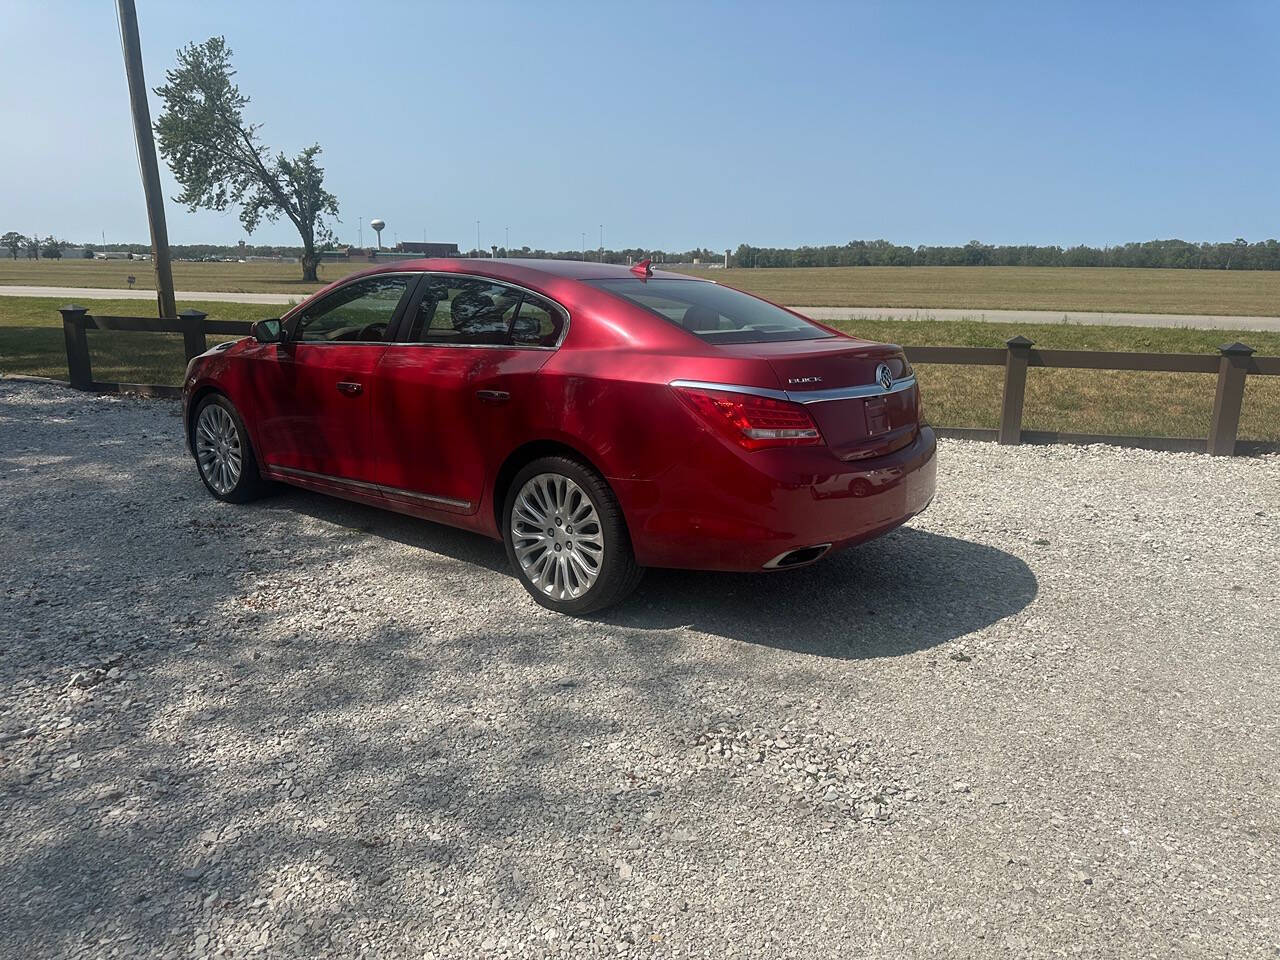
[{"x1": 586, "y1": 278, "x2": 833, "y2": 344}]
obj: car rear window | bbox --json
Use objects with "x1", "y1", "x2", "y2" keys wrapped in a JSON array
[{"x1": 586, "y1": 278, "x2": 833, "y2": 344}]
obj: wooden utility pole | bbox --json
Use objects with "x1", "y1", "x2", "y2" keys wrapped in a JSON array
[{"x1": 116, "y1": 0, "x2": 177, "y2": 319}]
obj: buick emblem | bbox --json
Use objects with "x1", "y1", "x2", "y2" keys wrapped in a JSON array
[{"x1": 875, "y1": 363, "x2": 894, "y2": 391}]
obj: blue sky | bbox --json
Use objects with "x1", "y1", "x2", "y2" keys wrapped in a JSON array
[{"x1": 2, "y1": 1, "x2": 1277, "y2": 251}]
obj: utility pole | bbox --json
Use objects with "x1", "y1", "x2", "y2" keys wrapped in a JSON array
[
  {"x1": 475, "y1": 220, "x2": 480, "y2": 256},
  {"x1": 599, "y1": 224, "x2": 603, "y2": 263},
  {"x1": 115, "y1": 0, "x2": 176, "y2": 319},
  {"x1": 581, "y1": 232, "x2": 586, "y2": 261}
]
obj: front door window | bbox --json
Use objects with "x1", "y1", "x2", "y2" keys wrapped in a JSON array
[{"x1": 292, "y1": 275, "x2": 411, "y2": 343}]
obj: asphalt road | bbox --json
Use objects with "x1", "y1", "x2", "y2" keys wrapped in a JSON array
[
  {"x1": 2, "y1": 378, "x2": 1277, "y2": 958},
  {"x1": 3, "y1": 284, "x2": 1279, "y2": 331}
]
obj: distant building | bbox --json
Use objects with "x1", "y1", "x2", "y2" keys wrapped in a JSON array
[{"x1": 395, "y1": 241, "x2": 461, "y2": 257}]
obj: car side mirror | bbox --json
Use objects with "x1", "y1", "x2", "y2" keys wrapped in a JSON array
[{"x1": 251, "y1": 318, "x2": 282, "y2": 343}]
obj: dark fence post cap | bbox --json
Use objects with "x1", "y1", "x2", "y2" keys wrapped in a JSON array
[
  {"x1": 1219, "y1": 341, "x2": 1255, "y2": 356},
  {"x1": 178, "y1": 307, "x2": 208, "y2": 319},
  {"x1": 59, "y1": 304, "x2": 88, "y2": 315},
  {"x1": 1005, "y1": 335, "x2": 1035, "y2": 349}
]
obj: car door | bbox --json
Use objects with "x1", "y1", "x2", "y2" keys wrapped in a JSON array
[
  {"x1": 251, "y1": 273, "x2": 415, "y2": 485},
  {"x1": 371, "y1": 273, "x2": 567, "y2": 513}
]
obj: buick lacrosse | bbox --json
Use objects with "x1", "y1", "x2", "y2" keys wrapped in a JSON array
[{"x1": 183, "y1": 258, "x2": 936, "y2": 613}]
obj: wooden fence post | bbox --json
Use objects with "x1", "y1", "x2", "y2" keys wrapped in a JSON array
[
  {"x1": 59, "y1": 305, "x2": 92, "y2": 391},
  {"x1": 178, "y1": 308, "x2": 208, "y2": 362},
  {"x1": 1207, "y1": 342, "x2": 1254, "y2": 456},
  {"x1": 998, "y1": 335, "x2": 1034, "y2": 445}
]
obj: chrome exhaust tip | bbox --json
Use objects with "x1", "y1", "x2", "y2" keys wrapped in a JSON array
[{"x1": 762, "y1": 543, "x2": 833, "y2": 569}]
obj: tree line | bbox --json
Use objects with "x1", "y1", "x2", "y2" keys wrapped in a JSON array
[
  {"x1": 2, "y1": 232, "x2": 65, "y2": 260},
  {"x1": 730, "y1": 238, "x2": 1280, "y2": 270}
]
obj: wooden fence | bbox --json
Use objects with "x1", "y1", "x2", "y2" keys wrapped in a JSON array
[{"x1": 56, "y1": 305, "x2": 1280, "y2": 456}]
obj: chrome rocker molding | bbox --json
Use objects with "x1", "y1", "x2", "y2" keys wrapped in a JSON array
[
  {"x1": 669, "y1": 375, "x2": 916, "y2": 404},
  {"x1": 267, "y1": 464, "x2": 471, "y2": 510}
]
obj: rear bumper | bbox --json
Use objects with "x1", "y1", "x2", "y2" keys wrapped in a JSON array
[{"x1": 614, "y1": 426, "x2": 937, "y2": 571}]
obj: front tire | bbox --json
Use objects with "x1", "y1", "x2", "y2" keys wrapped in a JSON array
[
  {"x1": 502, "y1": 456, "x2": 643, "y2": 615},
  {"x1": 192, "y1": 394, "x2": 270, "y2": 503}
]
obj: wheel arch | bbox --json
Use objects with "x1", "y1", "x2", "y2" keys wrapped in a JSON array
[
  {"x1": 491, "y1": 438, "x2": 610, "y2": 531},
  {"x1": 186, "y1": 385, "x2": 267, "y2": 474},
  {"x1": 185, "y1": 385, "x2": 225, "y2": 450}
]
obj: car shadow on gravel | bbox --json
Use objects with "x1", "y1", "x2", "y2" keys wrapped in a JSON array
[
  {"x1": 269, "y1": 489, "x2": 1035, "y2": 660},
  {"x1": 597, "y1": 527, "x2": 1038, "y2": 659}
]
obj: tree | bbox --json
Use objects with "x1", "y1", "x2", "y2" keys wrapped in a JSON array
[
  {"x1": 26, "y1": 236, "x2": 39, "y2": 260},
  {"x1": 152, "y1": 37, "x2": 338, "y2": 282},
  {"x1": 42, "y1": 236, "x2": 64, "y2": 260},
  {"x1": 1, "y1": 232, "x2": 24, "y2": 260}
]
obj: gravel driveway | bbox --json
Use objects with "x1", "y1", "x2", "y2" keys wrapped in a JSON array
[{"x1": 1, "y1": 378, "x2": 1277, "y2": 959}]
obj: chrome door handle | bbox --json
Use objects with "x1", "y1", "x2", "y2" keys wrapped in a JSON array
[
  {"x1": 476, "y1": 389, "x2": 510, "y2": 403},
  {"x1": 337, "y1": 381, "x2": 363, "y2": 396}
]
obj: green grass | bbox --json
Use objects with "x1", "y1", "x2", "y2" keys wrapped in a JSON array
[
  {"x1": 818, "y1": 317, "x2": 1280, "y2": 440},
  {"x1": 1, "y1": 295, "x2": 1276, "y2": 441},
  {"x1": 680, "y1": 265, "x2": 1280, "y2": 316},
  {"x1": 6, "y1": 259, "x2": 1280, "y2": 316},
  {"x1": 0, "y1": 296, "x2": 282, "y2": 385}
]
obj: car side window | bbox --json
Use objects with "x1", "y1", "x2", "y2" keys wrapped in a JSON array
[
  {"x1": 511, "y1": 294, "x2": 565, "y2": 347},
  {"x1": 405, "y1": 277, "x2": 527, "y2": 346},
  {"x1": 293, "y1": 275, "x2": 411, "y2": 343}
]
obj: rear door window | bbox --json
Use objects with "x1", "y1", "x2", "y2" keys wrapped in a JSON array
[{"x1": 403, "y1": 275, "x2": 564, "y2": 347}]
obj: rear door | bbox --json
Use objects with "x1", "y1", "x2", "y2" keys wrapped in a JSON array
[
  {"x1": 371, "y1": 274, "x2": 566, "y2": 512},
  {"x1": 252, "y1": 273, "x2": 415, "y2": 484}
]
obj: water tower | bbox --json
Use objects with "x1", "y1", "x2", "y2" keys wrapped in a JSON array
[{"x1": 370, "y1": 218, "x2": 386, "y2": 250}]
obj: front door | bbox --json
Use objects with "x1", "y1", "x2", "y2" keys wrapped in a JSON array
[
  {"x1": 372, "y1": 274, "x2": 566, "y2": 512},
  {"x1": 253, "y1": 273, "x2": 415, "y2": 485}
]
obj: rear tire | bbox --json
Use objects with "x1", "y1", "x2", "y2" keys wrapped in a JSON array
[
  {"x1": 192, "y1": 394, "x2": 270, "y2": 504},
  {"x1": 502, "y1": 456, "x2": 643, "y2": 615}
]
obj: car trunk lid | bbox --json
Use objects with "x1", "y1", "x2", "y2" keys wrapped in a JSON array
[{"x1": 719, "y1": 337, "x2": 919, "y2": 460}]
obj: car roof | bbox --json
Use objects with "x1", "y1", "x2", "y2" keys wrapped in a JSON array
[{"x1": 371, "y1": 257, "x2": 699, "y2": 283}]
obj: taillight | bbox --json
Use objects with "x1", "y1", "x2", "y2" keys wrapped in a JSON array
[{"x1": 673, "y1": 385, "x2": 823, "y2": 451}]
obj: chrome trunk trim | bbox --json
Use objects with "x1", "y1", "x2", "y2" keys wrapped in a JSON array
[{"x1": 669, "y1": 376, "x2": 916, "y2": 404}]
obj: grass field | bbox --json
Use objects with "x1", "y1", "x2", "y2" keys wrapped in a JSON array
[
  {"x1": 2, "y1": 294, "x2": 1277, "y2": 442},
  {"x1": 4, "y1": 259, "x2": 1280, "y2": 316}
]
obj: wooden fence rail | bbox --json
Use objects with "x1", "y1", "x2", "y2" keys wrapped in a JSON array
[{"x1": 56, "y1": 305, "x2": 1280, "y2": 456}]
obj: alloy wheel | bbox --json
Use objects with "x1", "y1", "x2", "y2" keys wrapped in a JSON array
[
  {"x1": 195, "y1": 403, "x2": 243, "y2": 496},
  {"x1": 510, "y1": 472, "x2": 605, "y2": 600}
]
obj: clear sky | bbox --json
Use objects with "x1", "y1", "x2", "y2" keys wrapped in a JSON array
[{"x1": 2, "y1": 1, "x2": 1277, "y2": 251}]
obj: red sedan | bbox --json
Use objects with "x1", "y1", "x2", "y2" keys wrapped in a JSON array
[{"x1": 183, "y1": 259, "x2": 937, "y2": 613}]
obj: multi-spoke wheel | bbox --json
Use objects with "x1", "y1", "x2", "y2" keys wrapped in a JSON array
[
  {"x1": 502, "y1": 456, "x2": 643, "y2": 614},
  {"x1": 191, "y1": 394, "x2": 269, "y2": 503}
]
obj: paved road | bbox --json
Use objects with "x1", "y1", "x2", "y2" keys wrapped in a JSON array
[
  {"x1": 0, "y1": 284, "x2": 302, "y2": 306},
  {"x1": 3, "y1": 283, "x2": 1279, "y2": 332}
]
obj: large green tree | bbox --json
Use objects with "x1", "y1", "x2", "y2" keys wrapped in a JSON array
[
  {"x1": 152, "y1": 37, "x2": 338, "y2": 282},
  {"x1": 1, "y1": 232, "x2": 25, "y2": 260}
]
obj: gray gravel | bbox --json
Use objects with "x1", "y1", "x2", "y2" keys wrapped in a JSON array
[{"x1": 1, "y1": 377, "x2": 1277, "y2": 959}]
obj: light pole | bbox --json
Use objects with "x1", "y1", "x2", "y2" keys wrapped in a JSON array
[
  {"x1": 505, "y1": 225, "x2": 509, "y2": 255},
  {"x1": 581, "y1": 232, "x2": 586, "y2": 261},
  {"x1": 599, "y1": 224, "x2": 603, "y2": 262},
  {"x1": 475, "y1": 220, "x2": 480, "y2": 256}
]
